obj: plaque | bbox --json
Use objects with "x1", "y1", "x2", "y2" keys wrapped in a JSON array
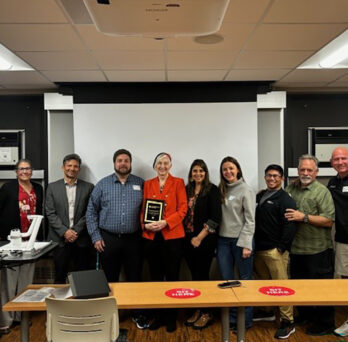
[{"x1": 143, "y1": 199, "x2": 165, "y2": 223}]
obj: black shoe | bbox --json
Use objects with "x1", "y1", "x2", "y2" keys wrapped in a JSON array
[
  {"x1": 149, "y1": 318, "x2": 164, "y2": 331},
  {"x1": 166, "y1": 320, "x2": 177, "y2": 333},
  {"x1": 306, "y1": 324, "x2": 335, "y2": 336},
  {"x1": 274, "y1": 320, "x2": 295, "y2": 339},
  {"x1": 0, "y1": 328, "x2": 10, "y2": 336},
  {"x1": 11, "y1": 321, "x2": 32, "y2": 328},
  {"x1": 132, "y1": 315, "x2": 150, "y2": 330}
]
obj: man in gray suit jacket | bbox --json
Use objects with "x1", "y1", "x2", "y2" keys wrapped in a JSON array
[{"x1": 46, "y1": 154, "x2": 94, "y2": 283}]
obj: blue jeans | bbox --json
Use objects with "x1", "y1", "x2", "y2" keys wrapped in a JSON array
[{"x1": 217, "y1": 236, "x2": 253, "y2": 327}]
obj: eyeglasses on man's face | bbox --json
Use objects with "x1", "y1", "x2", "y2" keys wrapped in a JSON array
[
  {"x1": 265, "y1": 173, "x2": 281, "y2": 179},
  {"x1": 16, "y1": 167, "x2": 32, "y2": 172}
]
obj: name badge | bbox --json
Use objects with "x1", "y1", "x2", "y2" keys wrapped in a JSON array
[
  {"x1": 228, "y1": 195, "x2": 235, "y2": 201},
  {"x1": 343, "y1": 186, "x2": 348, "y2": 193},
  {"x1": 133, "y1": 185, "x2": 141, "y2": 191}
]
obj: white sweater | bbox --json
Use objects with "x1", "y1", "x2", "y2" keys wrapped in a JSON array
[{"x1": 219, "y1": 178, "x2": 255, "y2": 250}]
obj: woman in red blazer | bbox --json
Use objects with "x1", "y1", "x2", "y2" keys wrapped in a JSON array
[{"x1": 141, "y1": 152, "x2": 187, "y2": 332}]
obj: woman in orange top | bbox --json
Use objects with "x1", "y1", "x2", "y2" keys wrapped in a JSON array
[{"x1": 141, "y1": 152, "x2": 187, "y2": 332}]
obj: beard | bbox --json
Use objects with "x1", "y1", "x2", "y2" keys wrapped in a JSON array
[
  {"x1": 115, "y1": 166, "x2": 131, "y2": 176},
  {"x1": 299, "y1": 175, "x2": 313, "y2": 185}
]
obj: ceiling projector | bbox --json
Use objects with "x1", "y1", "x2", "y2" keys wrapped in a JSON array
[{"x1": 83, "y1": 0, "x2": 230, "y2": 38}]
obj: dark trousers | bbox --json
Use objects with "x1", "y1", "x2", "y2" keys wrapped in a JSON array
[
  {"x1": 53, "y1": 243, "x2": 91, "y2": 284},
  {"x1": 144, "y1": 233, "x2": 183, "y2": 282},
  {"x1": 290, "y1": 249, "x2": 335, "y2": 327},
  {"x1": 143, "y1": 233, "x2": 184, "y2": 323},
  {"x1": 184, "y1": 233, "x2": 216, "y2": 281},
  {"x1": 184, "y1": 233, "x2": 216, "y2": 315},
  {"x1": 99, "y1": 230, "x2": 142, "y2": 282}
]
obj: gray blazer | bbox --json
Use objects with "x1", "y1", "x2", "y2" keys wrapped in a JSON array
[{"x1": 45, "y1": 179, "x2": 94, "y2": 247}]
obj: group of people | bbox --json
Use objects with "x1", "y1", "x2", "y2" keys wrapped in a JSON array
[{"x1": 0, "y1": 147, "x2": 348, "y2": 339}]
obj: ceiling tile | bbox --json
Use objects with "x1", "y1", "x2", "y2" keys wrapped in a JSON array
[
  {"x1": 246, "y1": 24, "x2": 348, "y2": 50},
  {"x1": 42, "y1": 70, "x2": 107, "y2": 82},
  {"x1": 0, "y1": 0, "x2": 68, "y2": 23},
  {"x1": 93, "y1": 51, "x2": 165, "y2": 69},
  {"x1": 279, "y1": 69, "x2": 348, "y2": 83},
  {"x1": 167, "y1": 51, "x2": 237, "y2": 69},
  {"x1": 329, "y1": 81, "x2": 348, "y2": 87},
  {"x1": 168, "y1": 70, "x2": 227, "y2": 81},
  {"x1": 17, "y1": 51, "x2": 99, "y2": 70},
  {"x1": 167, "y1": 24, "x2": 254, "y2": 51},
  {"x1": 0, "y1": 71, "x2": 51, "y2": 84},
  {"x1": 331, "y1": 73, "x2": 348, "y2": 82},
  {"x1": 235, "y1": 50, "x2": 313, "y2": 68},
  {"x1": 226, "y1": 69, "x2": 290, "y2": 81},
  {"x1": 0, "y1": 24, "x2": 86, "y2": 51},
  {"x1": 224, "y1": 0, "x2": 271, "y2": 23},
  {"x1": 76, "y1": 26, "x2": 164, "y2": 50},
  {"x1": 264, "y1": 0, "x2": 348, "y2": 23},
  {"x1": 105, "y1": 70, "x2": 165, "y2": 82}
]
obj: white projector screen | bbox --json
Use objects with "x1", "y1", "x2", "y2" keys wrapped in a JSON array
[{"x1": 73, "y1": 102, "x2": 258, "y2": 189}]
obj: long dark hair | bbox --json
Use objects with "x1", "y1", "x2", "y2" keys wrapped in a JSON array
[
  {"x1": 218, "y1": 156, "x2": 243, "y2": 201},
  {"x1": 186, "y1": 159, "x2": 212, "y2": 197}
]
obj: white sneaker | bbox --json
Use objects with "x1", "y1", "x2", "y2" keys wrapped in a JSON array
[{"x1": 334, "y1": 320, "x2": 348, "y2": 336}]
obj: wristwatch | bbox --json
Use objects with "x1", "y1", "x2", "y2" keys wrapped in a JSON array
[{"x1": 303, "y1": 213, "x2": 309, "y2": 224}]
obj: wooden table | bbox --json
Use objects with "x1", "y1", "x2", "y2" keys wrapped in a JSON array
[
  {"x1": 231, "y1": 279, "x2": 348, "y2": 342},
  {"x1": 4, "y1": 279, "x2": 348, "y2": 342},
  {"x1": 3, "y1": 281, "x2": 238, "y2": 342}
]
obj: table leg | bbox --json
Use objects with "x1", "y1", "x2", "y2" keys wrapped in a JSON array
[
  {"x1": 21, "y1": 311, "x2": 30, "y2": 342},
  {"x1": 221, "y1": 307, "x2": 230, "y2": 342},
  {"x1": 237, "y1": 307, "x2": 245, "y2": 342}
]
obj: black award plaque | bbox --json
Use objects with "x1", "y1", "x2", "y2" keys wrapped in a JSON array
[{"x1": 143, "y1": 199, "x2": 165, "y2": 223}]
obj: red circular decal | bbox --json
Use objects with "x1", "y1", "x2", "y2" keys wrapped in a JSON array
[
  {"x1": 165, "y1": 288, "x2": 201, "y2": 299},
  {"x1": 259, "y1": 286, "x2": 295, "y2": 296}
]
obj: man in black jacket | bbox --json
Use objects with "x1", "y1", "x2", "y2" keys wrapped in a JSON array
[{"x1": 254, "y1": 164, "x2": 297, "y2": 339}]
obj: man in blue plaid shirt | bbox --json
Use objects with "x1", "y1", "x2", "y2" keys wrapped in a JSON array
[{"x1": 86, "y1": 149, "x2": 144, "y2": 283}]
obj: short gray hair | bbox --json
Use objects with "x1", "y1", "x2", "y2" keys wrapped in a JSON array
[{"x1": 298, "y1": 154, "x2": 319, "y2": 169}]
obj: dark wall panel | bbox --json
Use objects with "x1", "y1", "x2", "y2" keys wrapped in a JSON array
[
  {"x1": 0, "y1": 96, "x2": 47, "y2": 171},
  {"x1": 285, "y1": 94, "x2": 348, "y2": 169}
]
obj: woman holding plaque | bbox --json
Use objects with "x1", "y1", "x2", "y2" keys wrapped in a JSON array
[
  {"x1": 141, "y1": 152, "x2": 187, "y2": 333},
  {"x1": 183, "y1": 159, "x2": 221, "y2": 329},
  {"x1": 0, "y1": 159, "x2": 43, "y2": 335},
  {"x1": 217, "y1": 156, "x2": 255, "y2": 331}
]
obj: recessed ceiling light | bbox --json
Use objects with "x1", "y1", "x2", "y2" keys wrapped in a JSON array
[
  {"x1": 0, "y1": 43, "x2": 33, "y2": 71},
  {"x1": 298, "y1": 29, "x2": 348, "y2": 69},
  {"x1": 0, "y1": 56, "x2": 12, "y2": 70},
  {"x1": 319, "y1": 43, "x2": 348, "y2": 68},
  {"x1": 194, "y1": 34, "x2": 224, "y2": 45}
]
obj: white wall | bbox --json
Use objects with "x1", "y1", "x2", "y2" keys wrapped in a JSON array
[
  {"x1": 257, "y1": 108, "x2": 284, "y2": 188},
  {"x1": 73, "y1": 102, "x2": 259, "y2": 189},
  {"x1": 48, "y1": 110, "x2": 74, "y2": 182}
]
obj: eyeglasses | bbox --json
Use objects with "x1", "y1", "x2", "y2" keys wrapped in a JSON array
[
  {"x1": 265, "y1": 174, "x2": 281, "y2": 179},
  {"x1": 16, "y1": 167, "x2": 32, "y2": 172}
]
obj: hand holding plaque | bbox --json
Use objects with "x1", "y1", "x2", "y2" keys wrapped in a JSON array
[{"x1": 143, "y1": 199, "x2": 165, "y2": 223}]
